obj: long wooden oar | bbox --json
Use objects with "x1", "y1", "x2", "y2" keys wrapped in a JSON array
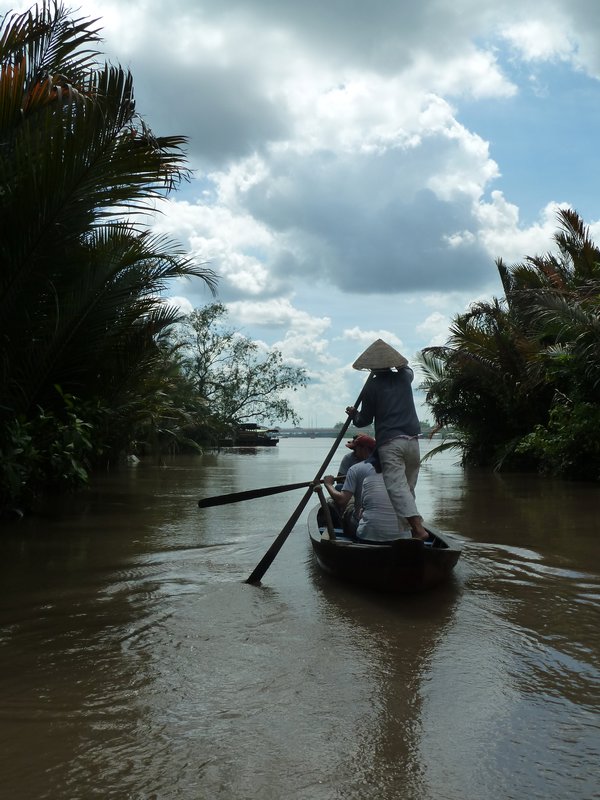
[
  {"x1": 246, "y1": 374, "x2": 373, "y2": 585},
  {"x1": 198, "y1": 478, "x2": 343, "y2": 508}
]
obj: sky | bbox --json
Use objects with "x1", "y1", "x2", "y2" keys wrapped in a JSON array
[{"x1": 10, "y1": 0, "x2": 600, "y2": 425}]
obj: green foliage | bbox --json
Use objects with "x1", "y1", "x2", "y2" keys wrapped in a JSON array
[
  {"x1": 169, "y1": 303, "x2": 307, "y2": 441},
  {"x1": 420, "y1": 208, "x2": 600, "y2": 479},
  {"x1": 0, "y1": 3, "x2": 217, "y2": 510},
  {"x1": 516, "y1": 397, "x2": 600, "y2": 480},
  {"x1": 419, "y1": 301, "x2": 552, "y2": 468},
  {"x1": 0, "y1": 390, "x2": 94, "y2": 510}
]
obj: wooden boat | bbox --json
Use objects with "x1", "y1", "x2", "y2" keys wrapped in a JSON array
[{"x1": 308, "y1": 505, "x2": 461, "y2": 593}]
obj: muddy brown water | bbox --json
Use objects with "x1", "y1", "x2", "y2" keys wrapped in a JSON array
[{"x1": 0, "y1": 438, "x2": 598, "y2": 800}]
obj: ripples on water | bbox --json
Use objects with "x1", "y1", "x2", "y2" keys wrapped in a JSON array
[{"x1": 0, "y1": 439, "x2": 598, "y2": 800}]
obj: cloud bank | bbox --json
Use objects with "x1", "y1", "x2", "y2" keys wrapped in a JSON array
[{"x1": 12, "y1": 0, "x2": 600, "y2": 423}]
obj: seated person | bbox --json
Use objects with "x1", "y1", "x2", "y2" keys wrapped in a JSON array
[
  {"x1": 335, "y1": 434, "x2": 361, "y2": 489},
  {"x1": 322, "y1": 434, "x2": 376, "y2": 535},
  {"x1": 356, "y1": 455, "x2": 411, "y2": 542}
]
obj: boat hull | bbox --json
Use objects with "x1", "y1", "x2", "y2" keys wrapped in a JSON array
[{"x1": 308, "y1": 506, "x2": 461, "y2": 593}]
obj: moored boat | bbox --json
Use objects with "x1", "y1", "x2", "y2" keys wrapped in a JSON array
[
  {"x1": 219, "y1": 423, "x2": 280, "y2": 447},
  {"x1": 308, "y1": 505, "x2": 461, "y2": 593}
]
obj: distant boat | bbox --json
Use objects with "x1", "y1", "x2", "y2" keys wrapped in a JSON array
[{"x1": 219, "y1": 423, "x2": 279, "y2": 447}]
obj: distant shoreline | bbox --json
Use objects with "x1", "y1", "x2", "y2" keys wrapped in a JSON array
[{"x1": 277, "y1": 427, "x2": 439, "y2": 439}]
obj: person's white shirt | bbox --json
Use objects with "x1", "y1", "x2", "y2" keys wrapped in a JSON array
[{"x1": 356, "y1": 472, "x2": 411, "y2": 541}]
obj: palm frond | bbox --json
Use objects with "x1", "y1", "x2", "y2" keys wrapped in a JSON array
[{"x1": 420, "y1": 439, "x2": 463, "y2": 464}]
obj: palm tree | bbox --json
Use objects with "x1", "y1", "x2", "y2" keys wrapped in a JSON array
[
  {"x1": 420, "y1": 208, "x2": 600, "y2": 475},
  {"x1": 421, "y1": 296, "x2": 550, "y2": 468},
  {"x1": 0, "y1": 3, "x2": 216, "y2": 503},
  {"x1": 495, "y1": 209, "x2": 600, "y2": 400}
]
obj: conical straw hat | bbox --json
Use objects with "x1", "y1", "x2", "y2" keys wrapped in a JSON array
[{"x1": 352, "y1": 338, "x2": 408, "y2": 371}]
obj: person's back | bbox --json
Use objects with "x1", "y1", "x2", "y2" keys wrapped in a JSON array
[
  {"x1": 338, "y1": 450, "x2": 357, "y2": 475},
  {"x1": 341, "y1": 459, "x2": 374, "y2": 514},
  {"x1": 356, "y1": 472, "x2": 411, "y2": 541},
  {"x1": 356, "y1": 368, "x2": 421, "y2": 445},
  {"x1": 335, "y1": 449, "x2": 359, "y2": 490}
]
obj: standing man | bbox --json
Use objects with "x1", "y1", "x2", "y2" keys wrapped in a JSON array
[{"x1": 345, "y1": 339, "x2": 428, "y2": 540}]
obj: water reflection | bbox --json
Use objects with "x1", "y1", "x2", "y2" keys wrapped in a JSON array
[
  {"x1": 418, "y1": 531, "x2": 600, "y2": 800},
  {"x1": 309, "y1": 563, "x2": 461, "y2": 800},
  {"x1": 0, "y1": 440, "x2": 598, "y2": 800}
]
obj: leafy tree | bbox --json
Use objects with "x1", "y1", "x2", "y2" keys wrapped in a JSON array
[
  {"x1": 420, "y1": 297, "x2": 551, "y2": 468},
  {"x1": 508, "y1": 210, "x2": 600, "y2": 478},
  {"x1": 420, "y1": 209, "x2": 600, "y2": 478},
  {"x1": 506, "y1": 209, "x2": 600, "y2": 403},
  {"x1": 170, "y1": 303, "x2": 307, "y2": 441},
  {"x1": 516, "y1": 397, "x2": 600, "y2": 480},
  {"x1": 0, "y1": 3, "x2": 216, "y2": 509}
]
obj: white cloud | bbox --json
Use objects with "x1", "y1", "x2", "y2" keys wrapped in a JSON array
[
  {"x1": 475, "y1": 194, "x2": 568, "y2": 263},
  {"x1": 501, "y1": 18, "x2": 575, "y2": 63},
  {"x1": 13, "y1": 0, "x2": 600, "y2": 426},
  {"x1": 416, "y1": 312, "x2": 453, "y2": 348},
  {"x1": 227, "y1": 298, "x2": 330, "y2": 335},
  {"x1": 166, "y1": 295, "x2": 195, "y2": 315},
  {"x1": 409, "y1": 48, "x2": 517, "y2": 99},
  {"x1": 341, "y1": 327, "x2": 405, "y2": 350}
]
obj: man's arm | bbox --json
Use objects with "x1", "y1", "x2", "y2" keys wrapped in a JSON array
[
  {"x1": 322, "y1": 475, "x2": 352, "y2": 510},
  {"x1": 347, "y1": 396, "x2": 373, "y2": 428},
  {"x1": 346, "y1": 379, "x2": 374, "y2": 427}
]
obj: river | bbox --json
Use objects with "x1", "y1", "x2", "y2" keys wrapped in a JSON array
[{"x1": 0, "y1": 438, "x2": 598, "y2": 800}]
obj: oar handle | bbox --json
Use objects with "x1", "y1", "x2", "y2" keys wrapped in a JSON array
[{"x1": 198, "y1": 478, "x2": 344, "y2": 508}]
